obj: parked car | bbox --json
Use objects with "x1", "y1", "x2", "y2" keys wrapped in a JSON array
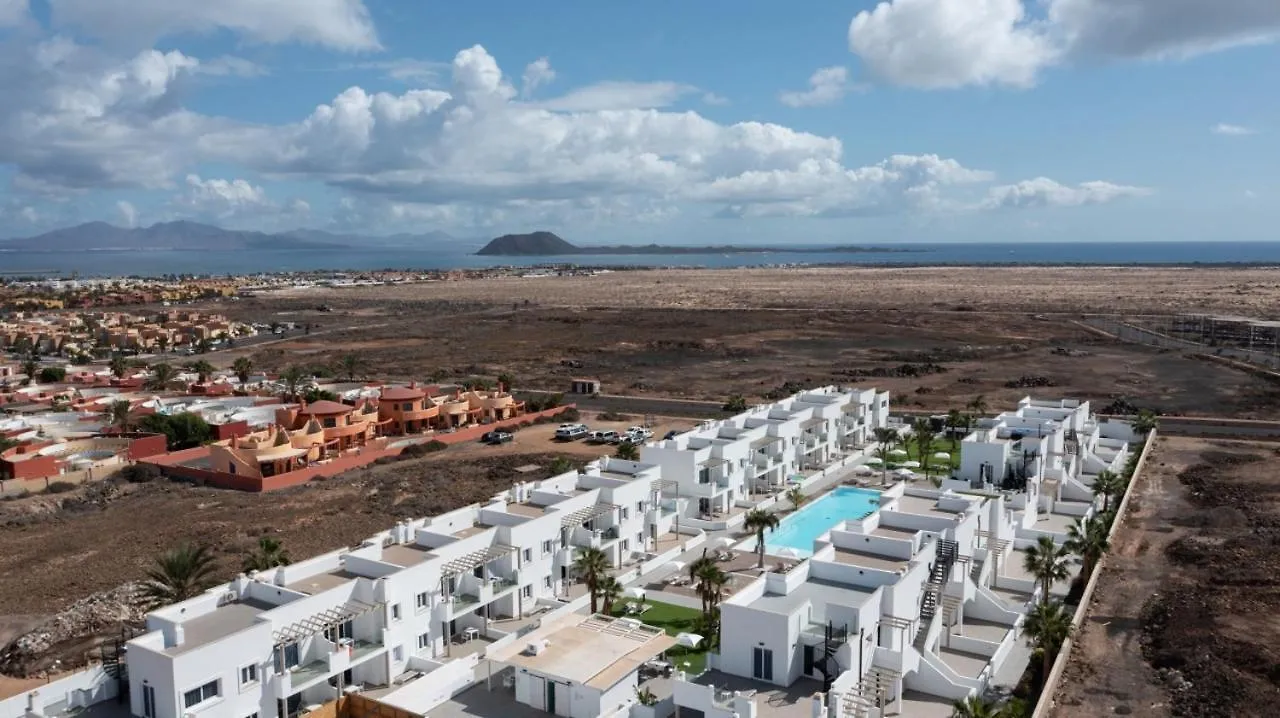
[
  {"x1": 626, "y1": 426, "x2": 654, "y2": 440},
  {"x1": 554, "y1": 423, "x2": 589, "y2": 441},
  {"x1": 595, "y1": 430, "x2": 621, "y2": 444},
  {"x1": 481, "y1": 431, "x2": 513, "y2": 445}
]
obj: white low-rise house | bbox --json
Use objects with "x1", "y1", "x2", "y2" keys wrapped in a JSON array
[
  {"x1": 641, "y1": 386, "x2": 889, "y2": 518},
  {"x1": 123, "y1": 456, "x2": 673, "y2": 718}
]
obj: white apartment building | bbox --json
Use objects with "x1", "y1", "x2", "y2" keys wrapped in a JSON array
[
  {"x1": 677, "y1": 483, "x2": 1053, "y2": 718},
  {"x1": 642, "y1": 386, "x2": 889, "y2": 518},
  {"x1": 122, "y1": 456, "x2": 674, "y2": 718}
]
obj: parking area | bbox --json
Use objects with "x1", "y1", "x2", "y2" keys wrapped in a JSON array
[{"x1": 439, "y1": 413, "x2": 696, "y2": 461}]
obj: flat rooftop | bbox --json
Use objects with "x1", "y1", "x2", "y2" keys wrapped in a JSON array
[
  {"x1": 165, "y1": 597, "x2": 274, "y2": 656},
  {"x1": 286, "y1": 569, "x2": 358, "y2": 595},
  {"x1": 381, "y1": 543, "x2": 438, "y2": 568},
  {"x1": 453, "y1": 525, "x2": 489, "y2": 539},
  {"x1": 870, "y1": 525, "x2": 919, "y2": 540},
  {"x1": 506, "y1": 503, "x2": 546, "y2": 518},
  {"x1": 750, "y1": 578, "x2": 874, "y2": 620},
  {"x1": 831, "y1": 547, "x2": 910, "y2": 573},
  {"x1": 490, "y1": 614, "x2": 676, "y2": 690},
  {"x1": 895, "y1": 495, "x2": 962, "y2": 518}
]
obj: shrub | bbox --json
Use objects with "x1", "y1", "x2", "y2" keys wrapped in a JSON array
[
  {"x1": 47, "y1": 481, "x2": 77, "y2": 494},
  {"x1": 38, "y1": 367, "x2": 67, "y2": 383},
  {"x1": 598, "y1": 411, "x2": 631, "y2": 422},
  {"x1": 118, "y1": 464, "x2": 161, "y2": 483},
  {"x1": 723, "y1": 394, "x2": 749, "y2": 412},
  {"x1": 556, "y1": 407, "x2": 580, "y2": 422},
  {"x1": 399, "y1": 440, "x2": 449, "y2": 459}
]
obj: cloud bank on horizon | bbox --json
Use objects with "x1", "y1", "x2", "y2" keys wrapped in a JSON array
[{"x1": 0, "y1": 0, "x2": 1273, "y2": 241}]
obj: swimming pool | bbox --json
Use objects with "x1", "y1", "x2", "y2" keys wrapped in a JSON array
[{"x1": 762, "y1": 487, "x2": 882, "y2": 556}]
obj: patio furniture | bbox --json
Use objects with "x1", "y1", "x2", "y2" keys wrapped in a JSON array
[{"x1": 462, "y1": 627, "x2": 479, "y2": 643}]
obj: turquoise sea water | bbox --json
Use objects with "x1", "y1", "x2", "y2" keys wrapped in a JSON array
[{"x1": 765, "y1": 486, "x2": 883, "y2": 556}]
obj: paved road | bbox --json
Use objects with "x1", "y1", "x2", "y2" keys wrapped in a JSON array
[{"x1": 532, "y1": 391, "x2": 1280, "y2": 440}]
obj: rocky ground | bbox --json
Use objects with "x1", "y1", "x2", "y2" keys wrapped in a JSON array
[{"x1": 1050, "y1": 437, "x2": 1280, "y2": 718}]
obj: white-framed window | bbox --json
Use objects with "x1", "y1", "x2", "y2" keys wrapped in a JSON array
[
  {"x1": 636, "y1": 500, "x2": 645, "y2": 513},
  {"x1": 620, "y1": 507, "x2": 629, "y2": 520},
  {"x1": 542, "y1": 540, "x2": 553, "y2": 555},
  {"x1": 522, "y1": 585, "x2": 532, "y2": 598},
  {"x1": 393, "y1": 645, "x2": 404, "y2": 661},
  {"x1": 391, "y1": 603, "x2": 401, "y2": 621},
  {"x1": 182, "y1": 680, "x2": 219, "y2": 710},
  {"x1": 238, "y1": 664, "x2": 258, "y2": 688},
  {"x1": 543, "y1": 576, "x2": 552, "y2": 589},
  {"x1": 415, "y1": 591, "x2": 429, "y2": 611},
  {"x1": 636, "y1": 532, "x2": 644, "y2": 546},
  {"x1": 417, "y1": 632, "x2": 430, "y2": 651},
  {"x1": 523, "y1": 548, "x2": 533, "y2": 562}
]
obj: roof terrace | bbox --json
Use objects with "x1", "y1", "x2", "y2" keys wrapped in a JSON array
[{"x1": 162, "y1": 597, "x2": 274, "y2": 656}]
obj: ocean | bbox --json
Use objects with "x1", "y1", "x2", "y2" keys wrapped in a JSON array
[{"x1": 2, "y1": 241, "x2": 1280, "y2": 277}]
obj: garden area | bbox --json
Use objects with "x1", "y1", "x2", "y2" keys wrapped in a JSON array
[{"x1": 609, "y1": 599, "x2": 709, "y2": 673}]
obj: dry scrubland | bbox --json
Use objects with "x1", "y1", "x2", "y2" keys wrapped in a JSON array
[
  {"x1": 1051, "y1": 436, "x2": 1280, "y2": 718},
  {"x1": 234, "y1": 266, "x2": 1280, "y2": 419}
]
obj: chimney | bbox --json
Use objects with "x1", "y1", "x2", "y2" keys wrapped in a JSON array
[
  {"x1": 409, "y1": 380, "x2": 416, "y2": 389},
  {"x1": 169, "y1": 623, "x2": 186, "y2": 648}
]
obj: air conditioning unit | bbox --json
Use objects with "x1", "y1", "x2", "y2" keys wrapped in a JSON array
[{"x1": 523, "y1": 639, "x2": 550, "y2": 656}]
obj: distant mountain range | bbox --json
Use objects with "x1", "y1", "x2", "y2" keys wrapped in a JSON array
[
  {"x1": 0, "y1": 221, "x2": 459, "y2": 252},
  {"x1": 476, "y1": 231, "x2": 909, "y2": 256}
]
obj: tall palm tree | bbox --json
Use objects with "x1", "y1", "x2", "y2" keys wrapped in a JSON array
[
  {"x1": 693, "y1": 560, "x2": 728, "y2": 644},
  {"x1": 688, "y1": 550, "x2": 726, "y2": 615},
  {"x1": 279, "y1": 365, "x2": 307, "y2": 401},
  {"x1": 140, "y1": 543, "x2": 218, "y2": 609},
  {"x1": 1023, "y1": 536, "x2": 1072, "y2": 604},
  {"x1": 496, "y1": 372, "x2": 515, "y2": 392},
  {"x1": 951, "y1": 695, "x2": 999, "y2": 718},
  {"x1": 744, "y1": 509, "x2": 781, "y2": 568},
  {"x1": 155, "y1": 334, "x2": 169, "y2": 354},
  {"x1": 911, "y1": 417, "x2": 935, "y2": 477},
  {"x1": 1065, "y1": 517, "x2": 1110, "y2": 579},
  {"x1": 186, "y1": 360, "x2": 215, "y2": 383},
  {"x1": 107, "y1": 399, "x2": 133, "y2": 431},
  {"x1": 243, "y1": 537, "x2": 291, "y2": 572},
  {"x1": 784, "y1": 485, "x2": 806, "y2": 510},
  {"x1": 872, "y1": 427, "x2": 898, "y2": 486},
  {"x1": 1091, "y1": 470, "x2": 1124, "y2": 514},
  {"x1": 146, "y1": 362, "x2": 178, "y2": 390},
  {"x1": 598, "y1": 575, "x2": 624, "y2": 615},
  {"x1": 1024, "y1": 600, "x2": 1073, "y2": 685},
  {"x1": 109, "y1": 354, "x2": 129, "y2": 379},
  {"x1": 967, "y1": 395, "x2": 988, "y2": 417},
  {"x1": 336, "y1": 353, "x2": 364, "y2": 382},
  {"x1": 572, "y1": 547, "x2": 610, "y2": 614},
  {"x1": 945, "y1": 409, "x2": 967, "y2": 450},
  {"x1": 232, "y1": 357, "x2": 254, "y2": 384}
]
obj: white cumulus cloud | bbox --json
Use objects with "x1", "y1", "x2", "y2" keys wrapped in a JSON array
[
  {"x1": 1212, "y1": 123, "x2": 1256, "y2": 136},
  {"x1": 849, "y1": 0, "x2": 1280, "y2": 89},
  {"x1": 536, "y1": 80, "x2": 696, "y2": 111},
  {"x1": 176, "y1": 174, "x2": 272, "y2": 217},
  {"x1": 779, "y1": 66, "x2": 855, "y2": 107},
  {"x1": 983, "y1": 177, "x2": 1152, "y2": 209},
  {"x1": 521, "y1": 57, "x2": 556, "y2": 98},
  {"x1": 48, "y1": 0, "x2": 380, "y2": 51}
]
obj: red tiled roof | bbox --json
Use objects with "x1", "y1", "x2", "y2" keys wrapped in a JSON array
[
  {"x1": 379, "y1": 386, "x2": 425, "y2": 401},
  {"x1": 298, "y1": 400, "x2": 354, "y2": 416}
]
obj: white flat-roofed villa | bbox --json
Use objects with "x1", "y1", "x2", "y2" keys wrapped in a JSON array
[{"x1": 5, "y1": 393, "x2": 1132, "y2": 718}]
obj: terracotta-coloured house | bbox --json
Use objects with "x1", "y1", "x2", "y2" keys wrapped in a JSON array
[
  {"x1": 279, "y1": 399, "x2": 380, "y2": 452},
  {"x1": 207, "y1": 421, "x2": 327, "y2": 480},
  {"x1": 377, "y1": 383, "x2": 439, "y2": 434}
]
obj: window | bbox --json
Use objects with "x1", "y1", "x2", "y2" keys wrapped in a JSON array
[
  {"x1": 391, "y1": 604, "x2": 402, "y2": 621},
  {"x1": 620, "y1": 539, "x2": 629, "y2": 552},
  {"x1": 542, "y1": 540, "x2": 553, "y2": 555},
  {"x1": 416, "y1": 591, "x2": 430, "y2": 611},
  {"x1": 636, "y1": 532, "x2": 644, "y2": 546},
  {"x1": 543, "y1": 576, "x2": 552, "y2": 589},
  {"x1": 752, "y1": 647, "x2": 774, "y2": 681},
  {"x1": 324, "y1": 620, "x2": 353, "y2": 642},
  {"x1": 392, "y1": 645, "x2": 404, "y2": 661},
  {"x1": 698, "y1": 467, "x2": 710, "y2": 484},
  {"x1": 523, "y1": 548, "x2": 533, "y2": 562},
  {"x1": 621, "y1": 507, "x2": 630, "y2": 520},
  {"x1": 274, "y1": 643, "x2": 300, "y2": 673},
  {"x1": 403, "y1": 402, "x2": 412, "y2": 411},
  {"x1": 182, "y1": 680, "x2": 219, "y2": 709},
  {"x1": 636, "y1": 500, "x2": 645, "y2": 514},
  {"x1": 417, "y1": 632, "x2": 430, "y2": 650},
  {"x1": 238, "y1": 664, "x2": 258, "y2": 687},
  {"x1": 522, "y1": 585, "x2": 532, "y2": 598},
  {"x1": 323, "y1": 417, "x2": 336, "y2": 428}
]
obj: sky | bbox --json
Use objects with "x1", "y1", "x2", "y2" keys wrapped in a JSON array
[{"x1": 0, "y1": 0, "x2": 1277, "y2": 244}]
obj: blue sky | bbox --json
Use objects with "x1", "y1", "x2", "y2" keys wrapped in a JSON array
[{"x1": 0, "y1": 0, "x2": 1277, "y2": 243}]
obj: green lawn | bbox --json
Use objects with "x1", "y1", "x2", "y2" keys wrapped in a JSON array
[
  {"x1": 610, "y1": 599, "x2": 707, "y2": 673},
  {"x1": 893, "y1": 437, "x2": 960, "y2": 472}
]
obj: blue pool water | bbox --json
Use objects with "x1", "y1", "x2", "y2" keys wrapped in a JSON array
[{"x1": 764, "y1": 487, "x2": 883, "y2": 556}]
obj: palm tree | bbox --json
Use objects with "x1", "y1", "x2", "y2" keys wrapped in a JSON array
[
  {"x1": 945, "y1": 409, "x2": 967, "y2": 450},
  {"x1": 616, "y1": 442, "x2": 640, "y2": 461},
  {"x1": 497, "y1": 372, "x2": 515, "y2": 392},
  {"x1": 186, "y1": 360, "x2": 215, "y2": 383},
  {"x1": 967, "y1": 395, "x2": 988, "y2": 417},
  {"x1": 911, "y1": 417, "x2": 935, "y2": 477},
  {"x1": 687, "y1": 550, "x2": 725, "y2": 615},
  {"x1": 1132, "y1": 409, "x2": 1158, "y2": 435},
  {"x1": 109, "y1": 354, "x2": 129, "y2": 379},
  {"x1": 279, "y1": 365, "x2": 307, "y2": 401},
  {"x1": 336, "y1": 353, "x2": 364, "y2": 382},
  {"x1": 146, "y1": 362, "x2": 178, "y2": 390},
  {"x1": 1065, "y1": 517, "x2": 1110, "y2": 579},
  {"x1": 785, "y1": 485, "x2": 806, "y2": 510},
  {"x1": 232, "y1": 357, "x2": 254, "y2": 384},
  {"x1": 243, "y1": 537, "x2": 291, "y2": 572},
  {"x1": 1091, "y1": 470, "x2": 1124, "y2": 514},
  {"x1": 1024, "y1": 600, "x2": 1073, "y2": 684},
  {"x1": 872, "y1": 427, "x2": 898, "y2": 486},
  {"x1": 572, "y1": 547, "x2": 610, "y2": 614},
  {"x1": 743, "y1": 509, "x2": 781, "y2": 568},
  {"x1": 140, "y1": 543, "x2": 218, "y2": 609},
  {"x1": 155, "y1": 334, "x2": 170, "y2": 355},
  {"x1": 1023, "y1": 536, "x2": 1072, "y2": 604},
  {"x1": 598, "y1": 576, "x2": 624, "y2": 615},
  {"x1": 951, "y1": 696, "x2": 999, "y2": 718},
  {"x1": 20, "y1": 355, "x2": 38, "y2": 384},
  {"x1": 107, "y1": 399, "x2": 133, "y2": 431}
]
